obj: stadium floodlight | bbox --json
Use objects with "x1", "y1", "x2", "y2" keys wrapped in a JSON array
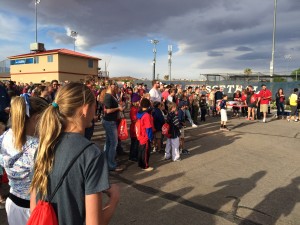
[
  {"x1": 150, "y1": 40, "x2": 159, "y2": 81},
  {"x1": 270, "y1": 0, "x2": 277, "y2": 78},
  {"x1": 70, "y1": 31, "x2": 78, "y2": 51}
]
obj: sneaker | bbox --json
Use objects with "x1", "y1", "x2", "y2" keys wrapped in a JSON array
[
  {"x1": 287, "y1": 118, "x2": 290, "y2": 122},
  {"x1": 111, "y1": 166, "x2": 124, "y2": 172},
  {"x1": 173, "y1": 158, "x2": 181, "y2": 162},
  {"x1": 142, "y1": 167, "x2": 154, "y2": 171},
  {"x1": 192, "y1": 123, "x2": 197, "y2": 128},
  {"x1": 182, "y1": 149, "x2": 190, "y2": 155},
  {"x1": 294, "y1": 119, "x2": 298, "y2": 122},
  {"x1": 262, "y1": 118, "x2": 266, "y2": 123},
  {"x1": 164, "y1": 157, "x2": 171, "y2": 160},
  {"x1": 152, "y1": 147, "x2": 156, "y2": 153}
]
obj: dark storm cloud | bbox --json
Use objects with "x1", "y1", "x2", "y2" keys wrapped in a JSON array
[
  {"x1": 1, "y1": 0, "x2": 299, "y2": 72},
  {"x1": 1, "y1": 0, "x2": 215, "y2": 46},
  {"x1": 235, "y1": 46, "x2": 253, "y2": 52},
  {"x1": 236, "y1": 52, "x2": 270, "y2": 60},
  {"x1": 207, "y1": 51, "x2": 224, "y2": 57}
]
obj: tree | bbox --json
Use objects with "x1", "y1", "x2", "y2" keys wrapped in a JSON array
[
  {"x1": 244, "y1": 68, "x2": 252, "y2": 75},
  {"x1": 291, "y1": 68, "x2": 300, "y2": 81},
  {"x1": 164, "y1": 75, "x2": 169, "y2": 81},
  {"x1": 273, "y1": 76, "x2": 287, "y2": 82}
]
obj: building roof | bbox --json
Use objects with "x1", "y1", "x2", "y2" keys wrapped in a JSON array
[{"x1": 8, "y1": 49, "x2": 100, "y2": 60}]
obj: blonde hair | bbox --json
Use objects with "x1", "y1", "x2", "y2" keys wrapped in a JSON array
[
  {"x1": 143, "y1": 93, "x2": 150, "y2": 100},
  {"x1": 132, "y1": 101, "x2": 139, "y2": 107},
  {"x1": 31, "y1": 82, "x2": 95, "y2": 198},
  {"x1": 168, "y1": 102, "x2": 177, "y2": 112},
  {"x1": 10, "y1": 96, "x2": 48, "y2": 151}
]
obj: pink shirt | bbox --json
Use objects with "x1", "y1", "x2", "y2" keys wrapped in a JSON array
[{"x1": 162, "y1": 91, "x2": 169, "y2": 101}]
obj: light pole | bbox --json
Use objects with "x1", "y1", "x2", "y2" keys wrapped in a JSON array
[
  {"x1": 270, "y1": 0, "x2": 277, "y2": 78},
  {"x1": 35, "y1": 0, "x2": 40, "y2": 43},
  {"x1": 284, "y1": 54, "x2": 292, "y2": 75},
  {"x1": 151, "y1": 40, "x2": 159, "y2": 81},
  {"x1": 168, "y1": 45, "x2": 172, "y2": 81},
  {"x1": 70, "y1": 31, "x2": 78, "y2": 51}
]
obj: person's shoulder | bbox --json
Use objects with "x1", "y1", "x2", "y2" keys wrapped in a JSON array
[
  {"x1": 142, "y1": 112, "x2": 151, "y2": 119},
  {"x1": 59, "y1": 133, "x2": 91, "y2": 149},
  {"x1": 104, "y1": 93, "x2": 111, "y2": 98},
  {"x1": 82, "y1": 143, "x2": 103, "y2": 159},
  {"x1": 149, "y1": 88, "x2": 155, "y2": 94},
  {"x1": 0, "y1": 129, "x2": 12, "y2": 145}
]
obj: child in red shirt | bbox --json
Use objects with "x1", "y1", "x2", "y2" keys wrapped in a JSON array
[
  {"x1": 136, "y1": 98, "x2": 154, "y2": 171},
  {"x1": 129, "y1": 94, "x2": 141, "y2": 162}
]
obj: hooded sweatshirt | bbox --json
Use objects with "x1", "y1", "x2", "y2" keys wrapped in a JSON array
[
  {"x1": 137, "y1": 110, "x2": 153, "y2": 145},
  {"x1": 152, "y1": 107, "x2": 165, "y2": 132}
]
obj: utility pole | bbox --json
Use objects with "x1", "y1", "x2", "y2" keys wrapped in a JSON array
[
  {"x1": 168, "y1": 45, "x2": 172, "y2": 81},
  {"x1": 35, "y1": 0, "x2": 41, "y2": 43}
]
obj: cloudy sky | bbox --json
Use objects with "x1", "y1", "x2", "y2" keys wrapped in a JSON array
[{"x1": 1, "y1": 0, "x2": 299, "y2": 79}]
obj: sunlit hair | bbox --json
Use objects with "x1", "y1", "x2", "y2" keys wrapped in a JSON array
[
  {"x1": 132, "y1": 101, "x2": 139, "y2": 107},
  {"x1": 31, "y1": 82, "x2": 95, "y2": 198},
  {"x1": 143, "y1": 93, "x2": 150, "y2": 100},
  {"x1": 168, "y1": 102, "x2": 177, "y2": 112},
  {"x1": 34, "y1": 85, "x2": 47, "y2": 97},
  {"x1": 10, "y1": 96, "x2": 48, "y2": 151}
]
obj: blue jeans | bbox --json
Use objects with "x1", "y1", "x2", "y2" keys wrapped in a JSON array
[
  {"x1": 184, "y1": 109, "x2": 193, "y2": 124},
  {"x1": 276, "y1": 102, "x2": 285, "y2": 116},
  {"x1": 102, "y1": 119, "x2": 118, "y2": 170}
]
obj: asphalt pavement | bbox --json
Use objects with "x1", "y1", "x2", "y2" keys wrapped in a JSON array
[{"x1": 1, "y1": 112, "x2": 300, "y2": 225}]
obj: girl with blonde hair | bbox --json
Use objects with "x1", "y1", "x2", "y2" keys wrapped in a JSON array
[
  {"x1": 30, "y1": 82, "x2": 119, "y2": 225},
  {"x1": 0, "y1": 95, "x2": 48, "y2": 224}
]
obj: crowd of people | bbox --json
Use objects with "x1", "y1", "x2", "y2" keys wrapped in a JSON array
[{"x1": 0, "y1": 78, "x2": 300, "y2": 224}]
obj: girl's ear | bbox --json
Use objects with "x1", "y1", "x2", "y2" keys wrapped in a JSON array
[{"x1": 82, "y1": 104, "x2": 89, "y2": 117}]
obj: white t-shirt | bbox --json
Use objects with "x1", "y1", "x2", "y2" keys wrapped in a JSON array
[{"x1": 149, "y1": 88, "x2": 162, "y2": 102}]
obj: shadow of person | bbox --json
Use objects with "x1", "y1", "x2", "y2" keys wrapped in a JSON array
[
  {"x1": 171, "y1": 171, "x2": 268, "y2": 224},
  {"x1": 240, "y1": 176, "x2": 300, "y2": 225}
]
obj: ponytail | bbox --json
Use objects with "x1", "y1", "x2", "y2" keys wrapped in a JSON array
[
  {"x1": 31, "y1": 105, "x2": 64, "y2": 198},
  {"x1": 31, "y1": 82, "x2": 95, "y2": 198},
  {"x1": 11, "y1": 97, "x2": 27, "y2": 151}
]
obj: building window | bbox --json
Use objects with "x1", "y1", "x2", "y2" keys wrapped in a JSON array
[
  {"x1": 34, "y1": 56, "x2": 39, "y2": 64},
  {"x1": 88, "y1": 59, "x2": 93, "y2": 68},
  {"x1": 47, "y1": 55, "x2": 53, "y2": 63}
]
